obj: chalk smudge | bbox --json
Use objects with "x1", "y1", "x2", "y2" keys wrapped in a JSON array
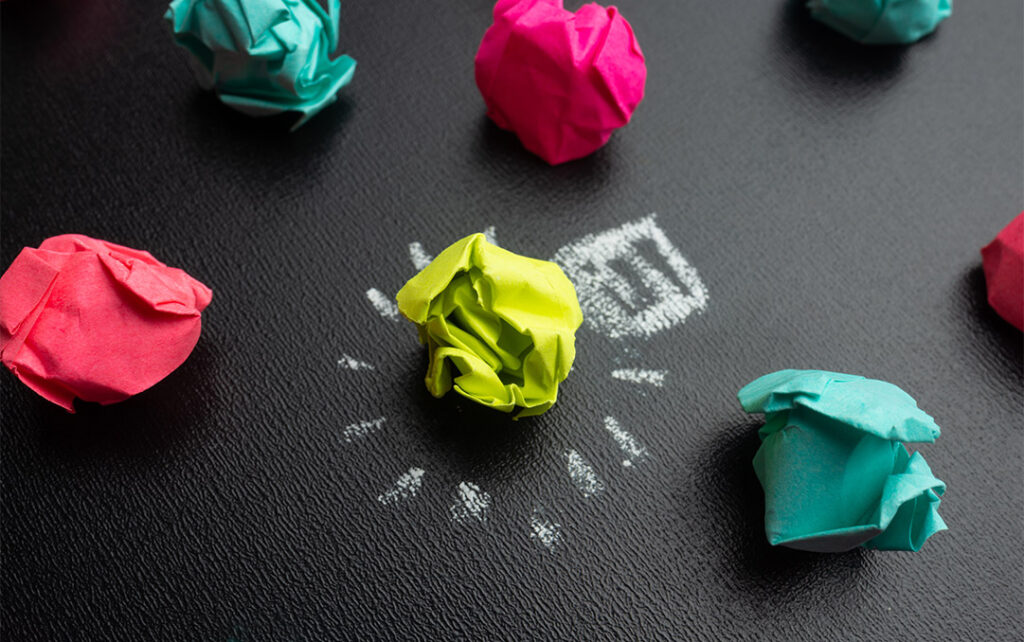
[
  {"x1": 408, "y1": 242, "x2": 434, "y2": 271},
  {"x1": 450, "y1": 482, "x2": 491, "y2": 523},
  {"x1": 378, "y1": 467, "x2": 425, "y2": 505},
  {"x1": 611, "y1": 368, "x2": 666, "y2": 387},
  {"x1": 337, "y1": 354, "x2": 375, "y2": 370},
  {"x1": 366, "y1": 287, "x2": 400, "y2": 320},
  {"x1": 530, "y1": 509, "x2": 563, "y2": 551},
  {"x1": 342, "y1": 417, "x2": 386, "y2": 442},
  {"x1": 564, "y1": 449, "x2": 605, "y2": 498},
  {"x1": 604, "y1": 416, "x2": 649, "y2": 467}
]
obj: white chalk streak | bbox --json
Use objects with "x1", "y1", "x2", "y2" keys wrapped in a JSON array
[
  {"x1": 611, "y1": 368, "x2": 666, "y2": 387},
  {"x1": 377, "y1": 468, "x2": 425, "y2": 505},
  {"x1": 553, "y1": 214, "x2": 708, "y2": 339},
  {"x1": 342, "y1": 417, "x2": 386, "y2": 442},
  {"x1": 337, "y1": 354, "x2": 375, "y2": 370},
  {"x1": 564, "y1": 450, "x2": 605, "y2": 498},
  {"x1": 408, "y1": 242, "x2": 434, "y2": 271},
  {"x1": 604, "y1": 416, "x2": 649, "y2": 467},
  {"x1": 449, "y1": 482, "x2": 491, "y2": 523},
  {"x1": 483, "y1": 225, "x2": 498, "y2": 246},
  {"x1": 530, "y1": 509, "x2": 563, "y2": 551},
  {"x1": 366, "y1": 288, "x2": 399, "y2": 320}
]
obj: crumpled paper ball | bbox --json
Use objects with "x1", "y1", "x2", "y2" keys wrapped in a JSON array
[
  {"x1": 396, "y1": 233, "x2": 583, "y2": 417},
  {"x1": 807, "y1": 0, "x2": 952, "y2": 45},
  {"x1": 474, "y1": 0, "x2": 647, "y2": 165},
  {"x1": 738, "y1": 369, "x2": 946, "y2": 552},
  {"x1": 166, "y1": 0, "x2": 357, "y2": 130},
  {"x1": 0, "y1": 235, "x2": 212, "y2": 412},
  {"x1": 981, "y1": 212, "x2": 1024, "y2": 331}
]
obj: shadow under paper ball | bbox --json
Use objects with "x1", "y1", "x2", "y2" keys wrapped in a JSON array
[
  {"x1": 688, "y1": 418, "x2": 869, "y2": 608},
  {"x1": 956, "y1": 265, "x2": 1023, "y2": 379},
  {"x1": 403, "y1": 349, "x2": 547, "y2": 480},
  {"x1": 183, "y1": 90, "x2": 356, "y2": 171},
  {"x1": 473, "y1": 116, "x2": 617, "y2": 193},
  {"x1": 773, "y1": 0, "x2": 909, "y2": 103},
  {"x1": 32, "y1": 339, "x2": 220, "y2": 461}
]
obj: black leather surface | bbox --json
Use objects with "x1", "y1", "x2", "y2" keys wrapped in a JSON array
[{"x1": 2, "y1": 1, "x2": 1022, "y2": 640}]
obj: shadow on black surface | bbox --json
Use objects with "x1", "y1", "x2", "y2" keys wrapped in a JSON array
[
  {"x1": 774, "y1": 0, "x2": 908, "y2": 99},
  {"x1": 473, "y1": 116, "x2": 617, "y2": 193},
  {"x1": 185, "y1": 91, "x2": 355, "y2": 166},
  {"x1": 0, "y1": 0, "x2": 110, "y2": 48},
  {"x1": 958, "y1": 265, "x2": 1023, "y2": 377},
  {"x1": 691, "y1": 419, "x2": 867, "y2": 601},
  {"x1": 32, "y1": 341, "x2": 219, "y2": 459},
  {"x1": 400, "y1": 350, "x2": 546, "y2": 477}
]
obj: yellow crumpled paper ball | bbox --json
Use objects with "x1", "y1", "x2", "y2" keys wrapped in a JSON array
[{"x1": 396, "y1": 233, "x2": 583, "y2": 417}]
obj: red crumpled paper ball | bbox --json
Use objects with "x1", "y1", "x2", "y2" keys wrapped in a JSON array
[
  {"x1": 475, "y1": 0, "x2": 647, "y2": 165},
  {"x1": 981, "y1": 213, "x2": 1024, "y2": 331},
  {"x1": 0, "y1": 234, "x2": 212, "y2": 411}
]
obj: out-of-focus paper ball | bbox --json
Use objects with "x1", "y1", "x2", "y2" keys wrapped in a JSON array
[
  {"x1": 396, "y1": 233, "x2": 583, "y2": 418},
  {"x1": 807, "y1": 0, "x2": 952, "y2": 45},
  {"x1": 475, "y1": 0, "x2": 647, "y2": 165},
  {"x1": 0, "y1": 235, "x2": 212, "y2": 411},
  {"x1": 981, "y1": 212, "x2": 1024, "y2": 331},
  {"x1": 166, "y1": 0, "x2": 356, "y2": 130}
]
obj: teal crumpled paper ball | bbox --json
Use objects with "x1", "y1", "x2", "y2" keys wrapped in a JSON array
[
  {"x1": 739, "y1": 369, "x2": 947, "y2": 552},
  {"x1": 807, "y1": 0, "x2": 952, "y2": 45},
  {"x1": 166, "y1": 0, "x2": 356, "y2": 130}
]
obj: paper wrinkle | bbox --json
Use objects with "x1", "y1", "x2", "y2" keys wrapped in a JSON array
[
  {"x1": 166, "y1": 0, "x2": 356, "y2": 130},
  {"x1": 740, "y1": 369, "x2": 946, "y2": 552},
  {"x1": 475, "y1": 0, "x2": 646, "y2": 164},
  {"x1": 807, "y1": 0, "x2": 952, "y2": 45},
  {"x1": 396, "y1": 234, "x2": 582, "y2": 417},
  {"x1": 0, "y1": 234, "x2": 211, "y2": 412}
]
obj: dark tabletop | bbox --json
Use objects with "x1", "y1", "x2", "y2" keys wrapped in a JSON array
[{"x1": 2, "y1": 1, "x2": 1022, "y2": 640}]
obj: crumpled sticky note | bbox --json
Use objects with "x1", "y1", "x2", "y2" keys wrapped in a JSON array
[
  {"x1": 475, "y1": 0, "x2": 647, "y2": 165},
  {"x1": 166, "y1": 0, "x2": 356, "y2": 130},
  {"x1": 807, "y1": 0, "x2": 952, "y2": 45},
  {"x1": 738, "y1": 369, "x2": 946, "y2": 552},
  {"x1": 396, "y1": 233, "x2": 583, "y2": 417},
  {"x1": 0, "y1": 235, "x2": 212, "y2": 412},
  {"x1": 981, "y1": 212, "x2": 1024, "y2": 331}
]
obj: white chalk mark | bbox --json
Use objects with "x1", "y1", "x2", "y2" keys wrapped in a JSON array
[
  {"x1": 337, "y1": 354, "x2": 375, "y2": 370},
  {"x1": 483, "y1": 225, "x2": 498, "y2": 246},
  {"x1": 604, "y1": 416, "x2": 650, "y2": 467},
  {"x1": 611, "y1": 368, "x2": 667, "y2": 387},
  {"x1": 530, "y1": 509, "x2": 563, "y2": 551},
  {"x1": 407, "y1": 242, "x2": 434, "y2": 271},
  {"x1": 564, "y1": 450, "x2": 605, "y2": 498},
  {"x1": 553, "y1": 214, "x2": 708, "y2": 339},
  {"x1": 342, "y1": 417, "x2": 386, "y2": 442},
  {"x1": 377, "y1": 468, "x2": 425, "y2": 505},
  {"x1": 366, "y1": 288, "x2": 399, "y2": 320},
  {"x1": 449, "y1": 482, "x2": 491, "y2": 523}
]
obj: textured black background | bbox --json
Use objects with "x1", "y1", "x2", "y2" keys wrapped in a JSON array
[{"x1": 2, "y1": 1, "x2": 1022, "y2": 640}]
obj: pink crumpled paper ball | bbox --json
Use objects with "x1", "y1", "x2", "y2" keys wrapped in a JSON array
[
  {"x1": 0, "y1": 234, "x2": 212, "y2": 411},
  {"x1": 475, "y1": 0, "x2": 647, "y2": 165},
  {"x1": 981, "y1": 212, "x2": 1024, "y2": 331}
]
